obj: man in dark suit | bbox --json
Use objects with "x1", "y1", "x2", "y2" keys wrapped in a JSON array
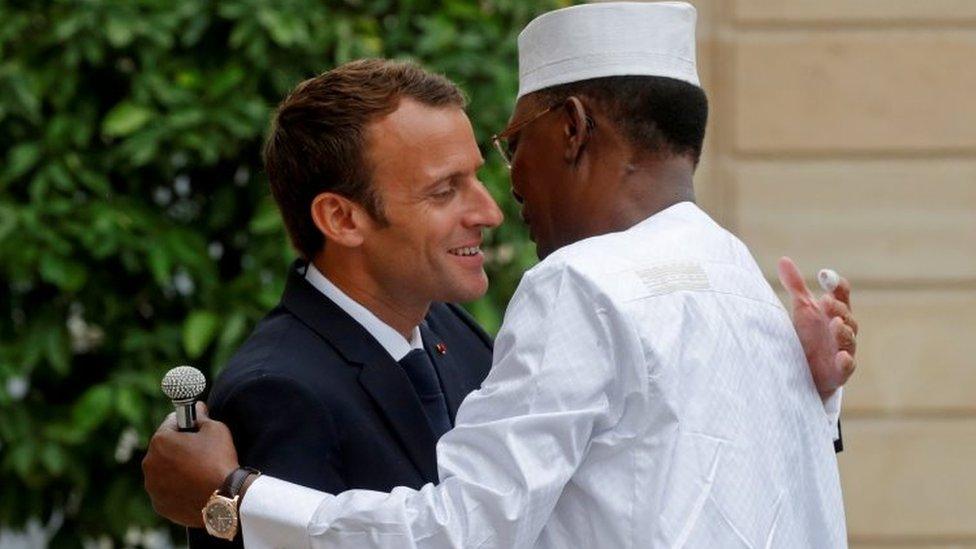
[{"x1": 186, "y1": 59, "x2": 503, "y2": 545}]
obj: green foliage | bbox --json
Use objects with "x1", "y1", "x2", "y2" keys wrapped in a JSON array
[{"x1": 0, "y1": 0, "x2": 571, "y2": 544}]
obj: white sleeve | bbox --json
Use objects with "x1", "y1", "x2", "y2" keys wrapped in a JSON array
[
  {"x1": 823, "y1": 386, "x2": 843, "y2": 442},
  {"x1": 239, "y1": 475, "x2": 329, "y2": 547},
  {"x1": 240, "y1": 267, "x2": 641, "y2": 549}
]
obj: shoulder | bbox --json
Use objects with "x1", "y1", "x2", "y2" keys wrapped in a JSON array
[
  {"x1": 512, "y1": 243, "x2": 612, "y2": 310},
  {"x1": 207, "y1": 307, "x2": 346, "y2": 411},
  {"x1": 427, "y1": 302, "x2": 493, "y2": 350}
]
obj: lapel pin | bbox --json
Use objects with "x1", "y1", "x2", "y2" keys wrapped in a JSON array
[{"x1": 435, "y1": 343, "x2": 447, "y2": 355}]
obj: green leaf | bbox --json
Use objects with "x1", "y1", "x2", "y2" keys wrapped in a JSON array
[
  {"x1": 257, "y1": 9, "x2": 307, "y2": 46},
  {"x1": 116, "y1": 387, "x2": 145, "y2": 425},
  {"x1": 217, "y1": 312, "x2": 247, "y2": 350},
  {"x1": 39, "y1": 444, "x2": 66, "y2": 476},
  {"x1": 147, "y1": 244, "x2": 171, "y2": 287},
  {"x1": 465, "y1": 296, "x2": 501, "y2": 335},
  {"x1": 43, "y1": 422, "x2": 86, "y2": 445},
  {"x1": 105, "y1": 17, "x2": 134, "y2": 47},
  {"x1": 77, "y1": 170, "x2": 112, "y2": 196},
  {"x1": 44, "y1": 328, "x2": 70, "y2": 376},
  {"x1": 183, "y1": 310, "x2": 219, "y2": 358},
  {"x1": 39, "y1": 254, "x2": 88, "y2": 292},
  {"x1": 102, "y1": 102, "x2": 153, "y2": 137},
  {"x1": 0, "y1": 203, "x2": 17, "y2": 243},
  {"x1": 249, "y1": 197, "x2": 282, "y2": 234},
  {"x1": 209, "y1": 64, "x2": 246, "y2": 97},
  {"x1": 72, "y1": 385, "x2": 114, "y2": 435},
  {"x1": 45, "y1": 162, "x2": 73, "y2": 191},
  {"x1": 3, "y1": 142, "x2": 42, "y2": 182},
  {"x1": 8, "y1": 443, "x2": 35, "y2": 479}
]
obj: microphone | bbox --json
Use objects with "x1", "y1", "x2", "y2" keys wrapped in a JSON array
[{"x1": 161, "y1": 365, "x2": 206, "y2": 432}]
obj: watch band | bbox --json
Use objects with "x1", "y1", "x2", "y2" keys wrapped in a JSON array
[{"x1": 219, "y1": 466, "x2": 261, "y2": 498}]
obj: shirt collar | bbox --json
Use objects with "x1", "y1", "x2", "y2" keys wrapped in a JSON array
[
  {"x1": 304, "y1": 263, "x2": 423, "y2": 361},
  {"x1": 631, "y1": 200, "x2": 704, "y2": 231}
]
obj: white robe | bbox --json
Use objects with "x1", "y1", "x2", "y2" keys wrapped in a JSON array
[{"x1": 240, "y1": 201, "x2": 847, "y2": 548}]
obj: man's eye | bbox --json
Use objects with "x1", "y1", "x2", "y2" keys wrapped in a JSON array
[{"x1": 431, "y1": 187, "x2": 456, "y2": 200}]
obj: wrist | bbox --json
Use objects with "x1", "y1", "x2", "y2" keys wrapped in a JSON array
[
  {"x1": 214, "y1": 463, "x2": 239, "y2": 492},
  {"x1": 201, "y1": 466, "x2": 261, "y2": 541}
]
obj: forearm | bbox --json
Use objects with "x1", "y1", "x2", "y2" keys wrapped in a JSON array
[
  {"x1": 238, "y1": 417, "x2": 579, "y2": 548},
  {"x1": 237, "y1": 383, "x2": 607, "y2": 548}
]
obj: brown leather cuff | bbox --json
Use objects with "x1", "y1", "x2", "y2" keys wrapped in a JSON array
[{"x1": 219, "y1": 466, "x2": 261, "y2": 498}]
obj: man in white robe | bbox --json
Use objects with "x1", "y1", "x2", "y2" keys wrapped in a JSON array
[{"x1": 144, "y1": 2, "x2": 856, "y2": 547}]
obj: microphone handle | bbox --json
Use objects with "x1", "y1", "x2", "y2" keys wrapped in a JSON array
[{"x1": 173, "y1": 398, "x2": 198, "y2": 432}]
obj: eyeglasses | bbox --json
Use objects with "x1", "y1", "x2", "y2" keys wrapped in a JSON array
[{"x1": 490, "y1": 103, "x2": 558, "y2": 169}]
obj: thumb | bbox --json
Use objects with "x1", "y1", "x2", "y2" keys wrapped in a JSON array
[
  {"x1": 194, "y1": 401, "x2": 211, "y2": 422},
  {"x1": 777, "y1": 256, "x2": 813, "y2": 304}
]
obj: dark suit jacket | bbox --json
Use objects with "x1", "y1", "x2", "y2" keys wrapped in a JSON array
[{"x1": 189, "y1": 261, "x2": 493, "y2": 547}]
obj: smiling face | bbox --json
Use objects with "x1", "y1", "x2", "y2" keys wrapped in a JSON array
[{"x1": 357, "y1": 99, "x2": 503, "y2": 306}]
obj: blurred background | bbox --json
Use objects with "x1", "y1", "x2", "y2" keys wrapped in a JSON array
[{"x1": 0, "y1": 0, "x2": 972, "y2": 547}]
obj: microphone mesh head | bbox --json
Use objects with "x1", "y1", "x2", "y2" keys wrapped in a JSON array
[{"x1": 161, "y1": 365, "x2": 206, "y2": 401}]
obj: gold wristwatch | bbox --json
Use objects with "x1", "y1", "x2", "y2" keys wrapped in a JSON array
[{"x1": 202, "y1": 466, "x2": 260, "y2": 541}]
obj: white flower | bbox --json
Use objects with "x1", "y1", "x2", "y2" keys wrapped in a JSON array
[
  {"x1": 234, "y1": 166, "x2": 250, "y2": 186},
  {"x1": 6, "y1": 376, "x2": 29, "y2": 400},
  {"x1": 172, "y1": 269, "x2": 195, "y2": 296},
  {"x1": 114, "y1": 428, "x2": 140, "y2": 463},
  {"x1": 66, "y1": 307, "x2": 105, "y2": 354},
  {"x1": 141, "y1": 529, "x2": 170, "y2": 549},
  {"x1": 124, "y1": 526, "x2": 141, "y2": 545},
  {"x1": 207, "y1": 241, "x2": 224, "y2": 260},
  {"x1": 152, "y1": 187, "x2": 172, "y2": 206},
  {"x1": 173, "y1": 175, "x2": 191, "y2": 197},
  {"x1": 170, "y1": 152, "x2": 188, "y2": 168}
]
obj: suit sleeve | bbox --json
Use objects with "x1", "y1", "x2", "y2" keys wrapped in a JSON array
[
  {"x1": 188, "y1": 374, "x2": 347, "y2": 548},
  {"x1": 220, "y1": 374, "x2": 347, "y2": 490}
]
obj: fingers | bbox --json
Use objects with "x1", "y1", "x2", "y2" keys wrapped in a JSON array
[
  {"x1": 821, "y1": 295, "x2": 859, "y2": 335},
  {"x1": 831, "y1": 316, "x2": 857, "y2": 355},
  {"x1": 156, "y1": 412, "x2": 178, "y2": 434},
  {"x1": 195, "y1": 401, "x2": 210, "y2": 420},
  {"x1": 832, "y1": 275, "x2": 852, "y2": 309},
  {"x1": 777, "y1": 256, "x2": 814, "y2": 304},
  {"x1": 197, "y1": 414, "x2": 232, "y2": 440},
  {"x1": 835, "y1": 350, "x2": 856, "y2": 385}
]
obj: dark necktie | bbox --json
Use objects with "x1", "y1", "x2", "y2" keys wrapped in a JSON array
[{"x1": 398, "y1": 348, "x2": 452, "y2": 439}]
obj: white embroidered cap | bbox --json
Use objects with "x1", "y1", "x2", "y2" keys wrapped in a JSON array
[{"x1": 517, "y1": 2, "x2": 700, "y2": 99}]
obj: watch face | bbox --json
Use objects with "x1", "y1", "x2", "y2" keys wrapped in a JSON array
[{"x1": 204, "y1": 498, "x2": 237, "y2": 537}]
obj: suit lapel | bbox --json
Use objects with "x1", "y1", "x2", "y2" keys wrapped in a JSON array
[
  {"x1": 279, "y1": 260, "x2": 439, "y2": 482},
  {"x1": 420, "y1": 322, "x2": 466, "y2": 422}
]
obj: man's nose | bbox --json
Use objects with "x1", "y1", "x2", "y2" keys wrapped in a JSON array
[{"x1": 465, "y1": 181, "x2": 504, "y2": 229}]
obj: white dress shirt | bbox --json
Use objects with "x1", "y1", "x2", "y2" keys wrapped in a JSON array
[
  {"x1": 304, "y1": 263, "x2": 423, "y2": 361},
  {"x1": 241, "y1": 203, "x2": 847, "y2": 548}
]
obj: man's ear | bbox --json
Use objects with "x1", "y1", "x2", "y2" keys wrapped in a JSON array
[
  {"x1": 562, "y1": 96, "x2": 592, "y2": 165},
  {"x1": 310, "y1": 192, "x2": 367, "y2": 248}
]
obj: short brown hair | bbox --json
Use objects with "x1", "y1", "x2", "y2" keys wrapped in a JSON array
[{"x1": 264, "y1": 59, "x2": 465, "y2": 260}]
